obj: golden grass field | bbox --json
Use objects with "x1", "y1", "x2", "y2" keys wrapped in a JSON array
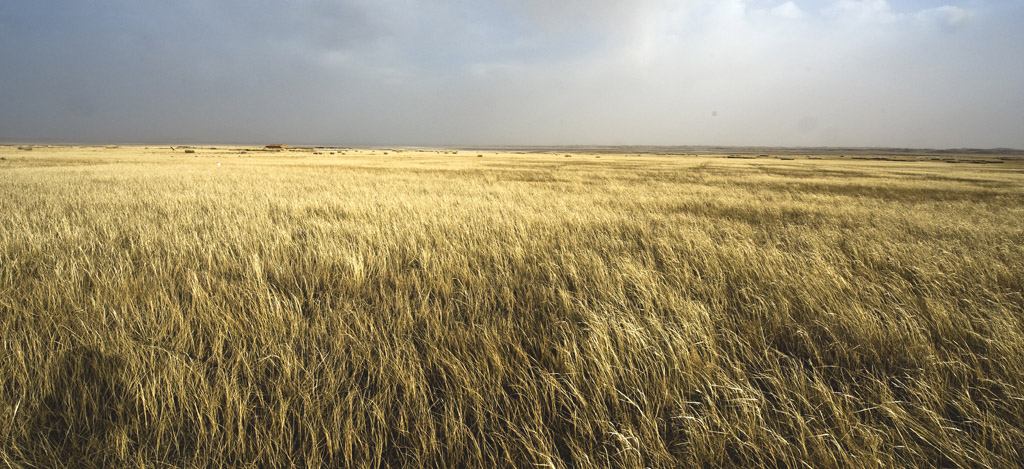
[{"x1": 1, "y1": 145, "x2": 1023, "y2": 467}]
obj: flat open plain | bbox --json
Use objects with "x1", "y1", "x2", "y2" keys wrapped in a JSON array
[{"x1": 1, "y1": 145, "x2": 1023, "y2": 467}]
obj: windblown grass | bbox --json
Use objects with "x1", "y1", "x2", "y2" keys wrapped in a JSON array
[{"x1": 1, "y1": 146, "x2": 1023, "y2": 467}]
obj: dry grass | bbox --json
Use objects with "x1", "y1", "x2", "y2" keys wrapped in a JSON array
[{"x1": 1, "y1": 146, "x2": 1023, "y2": 467}]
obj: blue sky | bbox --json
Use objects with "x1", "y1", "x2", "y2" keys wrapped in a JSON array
[{"x1": 1, "y1": 0, "x2": 1022, "y2": 148}]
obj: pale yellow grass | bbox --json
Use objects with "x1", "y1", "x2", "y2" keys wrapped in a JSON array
[{"x1": 1, "y1": 145, "x2": 1023, "y2": 467}]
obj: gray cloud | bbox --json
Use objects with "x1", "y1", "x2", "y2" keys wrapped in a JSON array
[{"x1": 1, "y1": 0, "x2": 1022, "y2": 148}]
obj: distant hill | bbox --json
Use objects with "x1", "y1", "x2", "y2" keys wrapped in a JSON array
[{"x1": 455, "y1": 145, "x2": 1024, "y2": 158}]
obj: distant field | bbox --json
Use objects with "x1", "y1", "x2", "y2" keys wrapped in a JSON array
[{"x1": 2, "y1": 145, "x2": 1023, "y2": 467}]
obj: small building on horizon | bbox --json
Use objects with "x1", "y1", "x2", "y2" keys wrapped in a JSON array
[{"x1": 265, "y1": 144, "x2": 287, "y2": 149}]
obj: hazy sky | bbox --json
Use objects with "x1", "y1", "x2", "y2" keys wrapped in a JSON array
[{"x1": 1, "y1": 0, "x2": 1022, "y2": 148}]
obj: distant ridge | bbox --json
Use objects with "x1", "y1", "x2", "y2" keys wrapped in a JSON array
[
  {"x1": 3, "y1": 142, "x2": 1022, "y2": 158},
  {"x1": 452, "y1": 145, "x2": 1024, "y2": 158}
]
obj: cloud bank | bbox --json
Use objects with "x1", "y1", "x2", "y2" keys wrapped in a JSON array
[{"x1": 1, "y1": 0, "x2": 1022, "y2": 147}]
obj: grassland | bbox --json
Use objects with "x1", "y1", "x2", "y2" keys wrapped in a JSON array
[{"x1": 1, "y1": 145, "x2": 1023, "y2": 467}]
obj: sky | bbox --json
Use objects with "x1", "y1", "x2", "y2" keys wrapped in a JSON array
[{"x1": 1, "y1": 0, "x2": 1022, "y2": 148}]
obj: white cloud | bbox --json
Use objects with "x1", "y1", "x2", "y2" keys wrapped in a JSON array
[
  {"x1": 771, "y1": 1, "x2": 805, "y2": 20},
  {"x1": 823, "y1": 1, "x2": 973, "y2": 30},
  {"x1": 915, "y1": 6, "x2": 973, "y2": 29},
  {"x1": 823, "y1": 0, "x2": 898, "y2": 23}
]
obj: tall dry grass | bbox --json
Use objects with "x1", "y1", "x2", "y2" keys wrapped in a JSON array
[{"x1": 1, "y1": 146, "x2": 1023, "y2": 467}]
